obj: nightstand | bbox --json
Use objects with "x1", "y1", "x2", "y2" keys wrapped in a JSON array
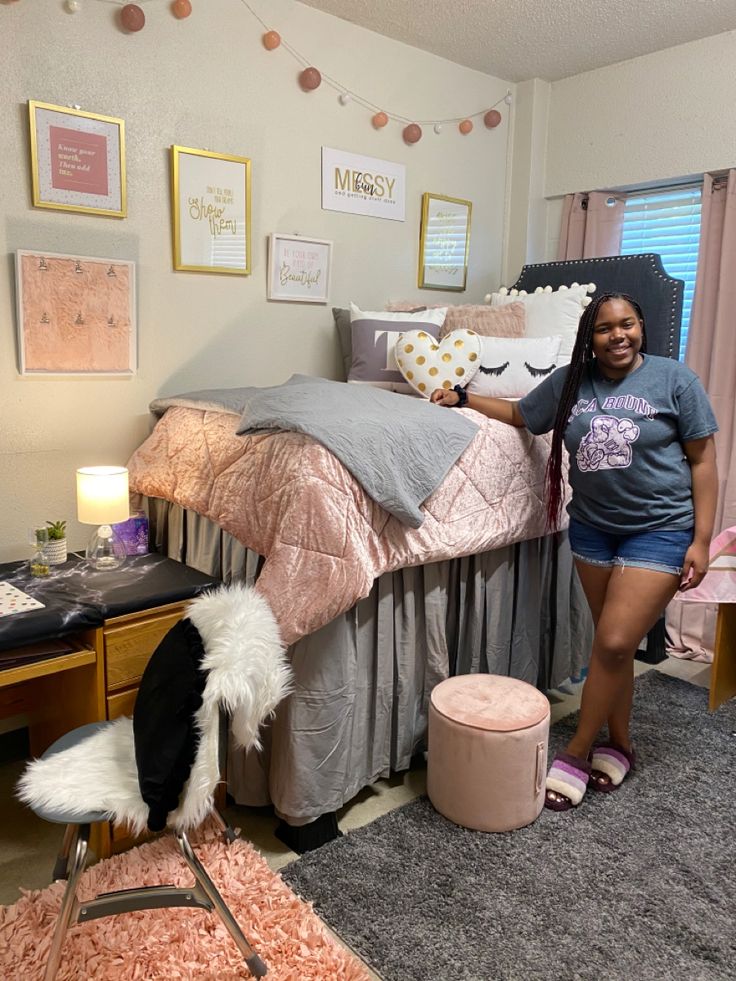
[{"x1": 1, "y1": 554, "x2": 219, "y2": 856}]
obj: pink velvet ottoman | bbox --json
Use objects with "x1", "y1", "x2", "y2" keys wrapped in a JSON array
[{"x1": 427, "y1": 674, "x2": 550, "y2": 832}]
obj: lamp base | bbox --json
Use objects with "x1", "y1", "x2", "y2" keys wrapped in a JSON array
[{"x1": 86, "y1": 525, "x2": 126, "y2": 571}]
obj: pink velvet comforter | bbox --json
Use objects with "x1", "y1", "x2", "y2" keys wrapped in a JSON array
[{"x1": 127, "y1": 405, "x2": 561, "y2": 645}]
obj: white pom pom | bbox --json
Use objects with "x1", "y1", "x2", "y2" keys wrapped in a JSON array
[
  {"x1": 483, "y1": 293, "x2": 492, "y2": 303},
  {"x1": 582, "y1": 296, "x2": 592, "y2": 307},
  {"x1": 587, "y1": 282, "x2": 596, "y2": 293},
  {"x1": 543, "y1": 285, "x2": 553, "y2": 293},
  {"x1": 559, "y1": 284, "x2": 568, "y2": 291},
  {"x1": 570, "y1": 282, "x2": 579, "y2": 289},
  {"x1": 499, "y1": 286, "x2": 508, "y2": 296},
  {"x1": 509, "y1": 289, "x2": 519, "y2": 297},
  {"x1": 519, "y1": 290, "x2": 527, "y2": 297},
  {"x1": 534, "y1": 286, "x2": 543, "y2": 294}
]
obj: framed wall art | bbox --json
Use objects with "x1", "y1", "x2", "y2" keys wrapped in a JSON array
[
  {"x1": 418, "y1": 192, "x2": 472, "y2": 291},
  {"x1": 267, "y1": 234, "x2": 332, "y2": 303},
  {"x1": 171, "y1": 145, "x2": 251, "y2": 275},
  {"x1": 15, "y1": 250, "x2": 136, "y2": 375},
  {"x1": 28, "y1": 101, "x2": 126, "y2": 218},
  {"x1": 322, "y1": 146, "x2": 406, "y2": 222}
]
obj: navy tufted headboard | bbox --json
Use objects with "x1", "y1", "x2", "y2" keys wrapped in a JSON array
[{"x1": 511, "y1": 253, "x2": 684, "y2": 360}]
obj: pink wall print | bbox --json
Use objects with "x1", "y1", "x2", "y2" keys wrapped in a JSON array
[
  {"x1": 49, "y1": 125, "x2": 110, "y2": 196},
  {"x1": 15, "y1": 251, "x2": 136, "y2": 375}
]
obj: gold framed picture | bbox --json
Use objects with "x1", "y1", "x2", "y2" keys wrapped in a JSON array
[
  {"x1": 171, "y1": 145, "x2": 252, "y2": 275},
  {"x1": 418, "y1": 192, "x2": 472, "y2": 291},
  {"x1": 28, "y1": 101, "x2": 126, "y2": 218}
]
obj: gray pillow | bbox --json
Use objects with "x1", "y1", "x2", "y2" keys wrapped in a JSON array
[
  {"x1": 349, "y1": 317, "x2": 443, "y2": 392},
  {"x1": 333, "y1": 307, "x2": 352, "y2": 379}
]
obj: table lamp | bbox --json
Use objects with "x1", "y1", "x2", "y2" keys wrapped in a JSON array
[{"x1": 76, "y1": 466, "x2": 130, "y2": 570}]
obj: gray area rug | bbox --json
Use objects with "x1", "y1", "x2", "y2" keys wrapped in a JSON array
[{"x1": 281, "y1": 673, "x2": 736, "y2": 981}]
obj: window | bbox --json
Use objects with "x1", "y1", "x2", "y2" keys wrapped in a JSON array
[{"x1": 620, "y1": 187, "x2": 702, "y2": 361}]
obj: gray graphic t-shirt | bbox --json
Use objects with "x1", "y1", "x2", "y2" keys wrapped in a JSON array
[{"x1": 518, "y1": 354, "x2": 718, "y2": 534}]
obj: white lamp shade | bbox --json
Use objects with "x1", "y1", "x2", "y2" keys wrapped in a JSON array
[{"x1": 76, "y1": 466, "x2": 130, "y2": 525}]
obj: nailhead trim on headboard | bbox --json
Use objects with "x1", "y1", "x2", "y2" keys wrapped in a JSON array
[{"x1": 510, "y1": 253, "x2": 682, "y2": 360}]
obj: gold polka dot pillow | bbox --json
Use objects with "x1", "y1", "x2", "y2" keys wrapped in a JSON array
[{"x1": 395, "y1": 328, "x2": 481, "y2": 398}]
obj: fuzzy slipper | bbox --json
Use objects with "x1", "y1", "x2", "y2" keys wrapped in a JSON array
[
  {"x1": 589, "y1": 743, "x2": 636, "y2": 792},
  {"x1": 544, "y1": 752, "x2": 592, "y2": 811}
]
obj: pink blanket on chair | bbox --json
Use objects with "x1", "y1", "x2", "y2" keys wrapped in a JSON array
[{"x1": 127, "y1": 405, "x2": 562, "y2": 645}]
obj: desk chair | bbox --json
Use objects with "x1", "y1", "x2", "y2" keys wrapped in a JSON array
[{"x1": 17, "y1": 583, "x2": 292, "y2": 981}]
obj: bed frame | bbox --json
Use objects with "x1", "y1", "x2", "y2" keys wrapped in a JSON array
[{"x1": 149, "y1": 254, "x2": 685, "y2": 852}]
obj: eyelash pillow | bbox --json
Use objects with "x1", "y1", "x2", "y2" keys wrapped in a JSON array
[
  {"x1": 487, "y1": 284, "x2": 594, "y2": 364},
  {"x1": 466, "y1": 335, "x2": 562, "y2": 399},
  {"x1": 395, "y1": 328, "x2": 481, "y2": 397}
]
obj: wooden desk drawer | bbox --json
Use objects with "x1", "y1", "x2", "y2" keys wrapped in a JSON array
[
  {"x1": 105, "y1": 608, "x2": 185, "y2": 692},
  {"x1": 107, "y1": 687, "x2": 138, "y2": 719}
]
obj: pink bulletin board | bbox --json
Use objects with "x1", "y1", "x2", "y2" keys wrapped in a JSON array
[{"x1": 15, "y1": 251, "x2": 136, "y2": 375}]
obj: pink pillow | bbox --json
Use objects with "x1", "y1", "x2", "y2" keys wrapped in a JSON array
[
  {"x1": 386, "y1": 301, "x2": 525, "y2": 339},
  {"x1": 440, "y1": 302, "x2": 525, "y2": 339}
]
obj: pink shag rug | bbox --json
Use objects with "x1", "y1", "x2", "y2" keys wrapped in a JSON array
[{"x1": 0, "y1": 824, "x2": 371, "y2": 980}]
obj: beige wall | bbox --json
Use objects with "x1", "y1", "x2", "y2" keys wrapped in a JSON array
[
  {"x1": 543, "y1": 30, "x2": 736, "y2": 257},
  {"x1": 0, "y1": 0, "x2": 512, "y2": 561}
]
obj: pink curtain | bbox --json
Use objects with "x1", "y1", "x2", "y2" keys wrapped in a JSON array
[
  {"x1": 557, "y1": 191, "x2": 626, "y2": 260},
  {"x1": 667, "y1": 170, "x2": 736, "y2": 660}
]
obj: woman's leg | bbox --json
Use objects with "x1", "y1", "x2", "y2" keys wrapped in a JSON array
[
  {"x1": 574, "y1": 561, "x2": 635, "y2": 750},
  {"x1": 565, "y1": 565, "x2": 680, "y2": 762},
  {"x1": 545, "y1": 561, "x2": 612, "y2": 806}
]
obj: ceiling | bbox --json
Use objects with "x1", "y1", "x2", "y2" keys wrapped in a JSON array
[{"x1": 298, "y1": 0, "x2": 736, "y2": 83}]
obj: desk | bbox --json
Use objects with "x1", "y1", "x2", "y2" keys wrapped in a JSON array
[
  {"x1": 1, "y1": 555, "x2": 219, "y2": 856},
  {"x1": 711, "y1": 603, "x2": 736, "y2": 710}
]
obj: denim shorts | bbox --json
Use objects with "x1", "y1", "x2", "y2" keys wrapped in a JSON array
[{"x1": 568, "y1": 517, "x2": 693, "y2": 576}]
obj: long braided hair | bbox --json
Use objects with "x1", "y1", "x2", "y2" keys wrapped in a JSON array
[{"x1": 544, "y1": 291, "x2": 647, "y2": 530}]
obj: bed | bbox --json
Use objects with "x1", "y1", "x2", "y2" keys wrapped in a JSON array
[{"x1": 127, "y1": 254, "x2": 683, "y2": 850}]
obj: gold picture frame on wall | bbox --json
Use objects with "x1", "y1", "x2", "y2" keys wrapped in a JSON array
[
  {"x1": 418, "y1": 192, "x2": 472, "y2": 291},
  {"x1": 28, "y1": 101, "x2": 126, "y2": 218},
  {"x1": 171, "y1": 145, "x2": 252, "y2": 275}
]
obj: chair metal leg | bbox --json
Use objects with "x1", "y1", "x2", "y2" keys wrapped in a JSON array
[
  {"x1": 43, "y1": 824, "x2": 89, "y2": 981},
  {"x1": 211, "y1": 807, "x2": 241, "y2": 844},
  {"x1": 51, "y1": 823, "x2": 77, "y2": 882},
  {"x1": 177, "y1": 831, "x2": 267, "y2": 978}
]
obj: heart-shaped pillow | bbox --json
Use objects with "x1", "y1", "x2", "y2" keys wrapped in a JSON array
[{"x1": 395, "y1": 328, "x2": 481, "y2": 397}]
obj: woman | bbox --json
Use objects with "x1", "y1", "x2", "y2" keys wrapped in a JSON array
[{"x1": 431, "y1": 293, "x2": 719, "y2": 810}]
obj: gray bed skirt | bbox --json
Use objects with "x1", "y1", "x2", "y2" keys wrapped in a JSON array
[{"x1": 148, "y1": 499, "x2": 593, "y2": 825}]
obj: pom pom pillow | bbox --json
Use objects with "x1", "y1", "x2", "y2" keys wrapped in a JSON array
[
  {"x1": 348, "y1": 303, "x2": 447, "y2": 393},
  {"x1": 395, "y1": 328, "x2": 481, "y2": 397},
  {"x1": 488, "y1": 284, "x2": 594, "y2": 364},
  {"x1": 466, "y1": 335, "x2": 563, "y2": 399}
]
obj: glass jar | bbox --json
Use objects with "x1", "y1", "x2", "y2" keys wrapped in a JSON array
[{"x1": 29, "y1": 527, "x2": 50, "y2": 577}]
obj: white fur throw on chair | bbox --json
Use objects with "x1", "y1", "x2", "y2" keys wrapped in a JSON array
[{"x1": 17, "y1": 583, "x2": 292, "y2": 835}]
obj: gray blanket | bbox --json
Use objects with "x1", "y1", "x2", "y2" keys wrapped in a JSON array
[{"x1": 150, "y1": 375, "x2": 478, "y2": 527}]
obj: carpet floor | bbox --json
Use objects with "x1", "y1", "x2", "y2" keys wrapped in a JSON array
[
  {"x1": 282, "y1": 673, "x2": 736, "y2": 981},
  {"x1": 0, "y1": 821, "x2": 371, "y2": 980}
]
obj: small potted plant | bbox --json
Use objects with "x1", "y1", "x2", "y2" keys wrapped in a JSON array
[{"x1": 44, "y1": 519, "x2": 68, "y2": 566}]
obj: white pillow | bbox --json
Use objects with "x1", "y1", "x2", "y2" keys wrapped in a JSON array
[
  {"x1": 488, "y1": 284, "x2": 594, "y2": 364},
  {"x1": 395, "y1": 328, "x2": 481, "y2": 398},
  {"x1": 349, "y1": 303, "x2": 447, "y2": 326},
  {"x1": 466, "y1": 335, "x2": 563, "y2": 399}
]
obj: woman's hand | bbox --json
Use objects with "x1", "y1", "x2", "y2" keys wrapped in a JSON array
[
  {"x1": 679, "y1": 541, "x2": 709, "y2": 591},
  {"x1": 430, "y1": 388, "x2": 460, "y2": 406}
]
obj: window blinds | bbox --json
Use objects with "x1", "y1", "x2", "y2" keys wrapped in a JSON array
[{"x1": 620, "y1": 187, "x2": 702, "y2": 361}]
